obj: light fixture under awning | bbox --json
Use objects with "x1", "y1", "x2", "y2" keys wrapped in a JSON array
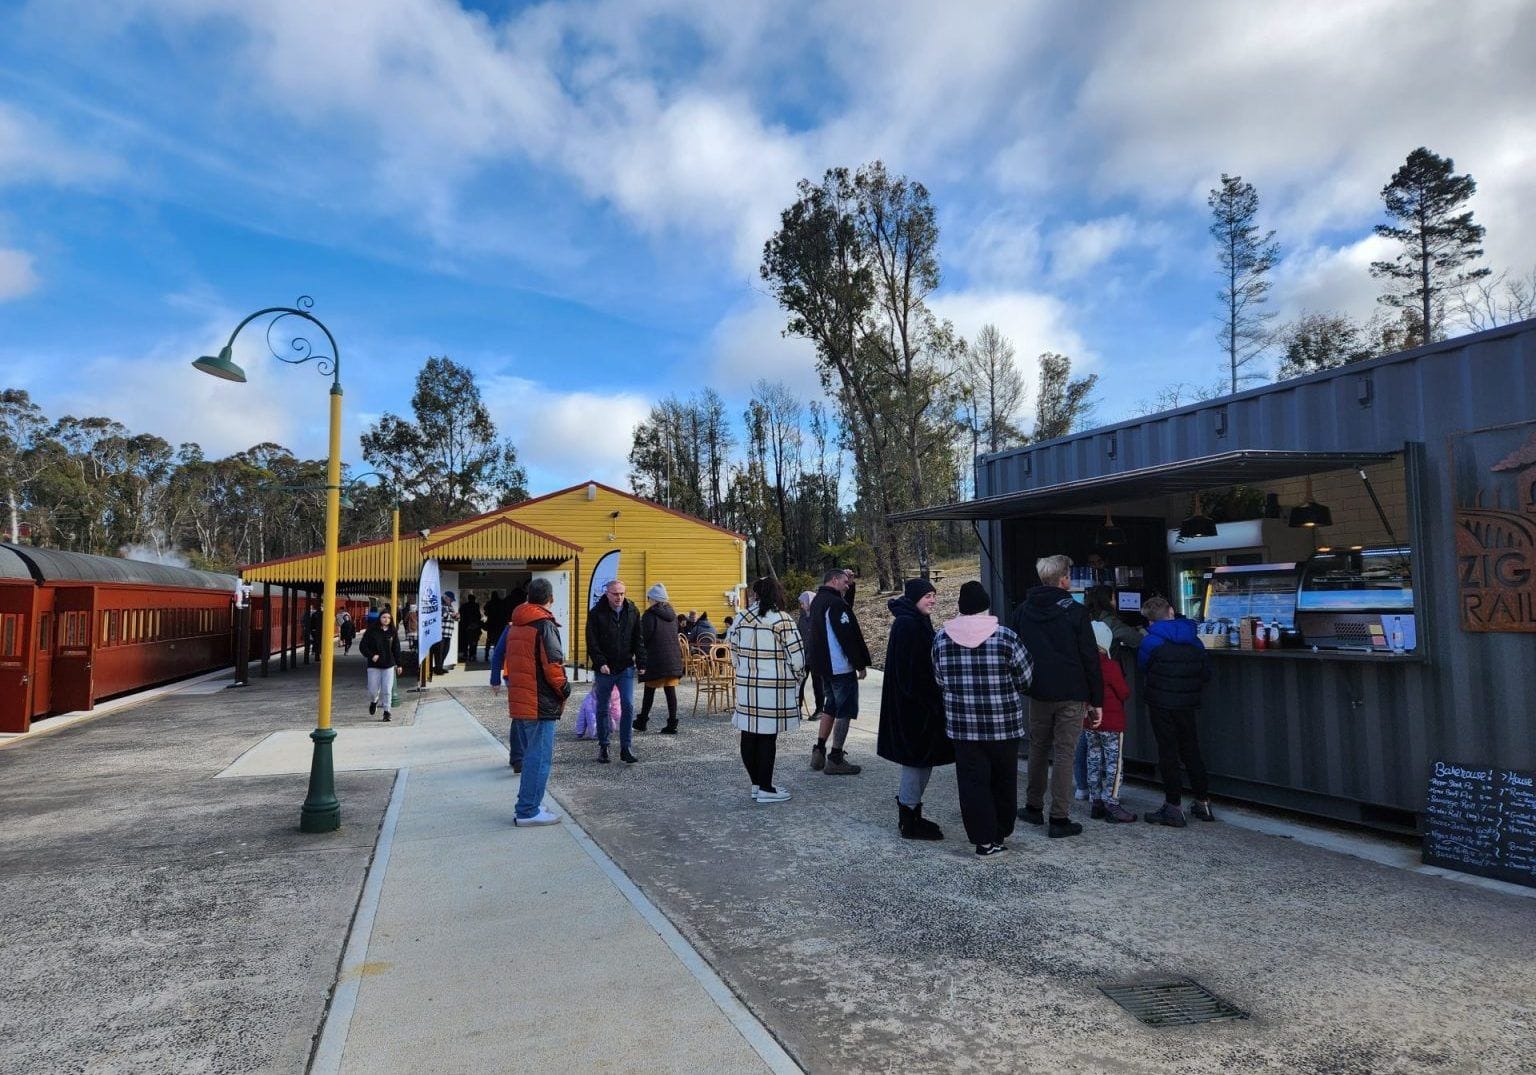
[{"x1": 890, "y1": 449, "x2": 1400, "y2": 522}]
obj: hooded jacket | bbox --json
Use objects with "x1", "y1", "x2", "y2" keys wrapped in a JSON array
[
  {"x1": 1138, "y1": 617, "x2": 1211, "y2": 710},
  {"x1": 805, "y1": 584, "x2": 872, "y2": 681},
  {"x1": 502, "y1": 602, "x2": 570, "y2": 719},
  {"x1": 1010, "y1": 585, "x2": 1104, "y2": 706},
  {"x1": 359, "y1": 622, "x2": 400, "y2": 670},
  {"x1": 931, "y1": 613, "x2": 1034, "y2": 742},
  {"x1": 876, "y1": 596, "x2": 953, "y2": 768},
  {"x1": 639, "y1": 602, "x2": 684, "y2": 680},
  {"x1": 586, "y1": 596, "x2": 645, "y2": 673},
  {"x1": 1096, "y1": 651, "x2": 1130, "y2": 733}
]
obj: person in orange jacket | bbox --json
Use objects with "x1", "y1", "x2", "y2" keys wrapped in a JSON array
[{"x1": 498, "y1": 578, "x2": 571, "y2": 826}]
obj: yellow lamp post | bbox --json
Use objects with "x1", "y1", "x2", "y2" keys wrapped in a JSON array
[{"x1": 194, "y1": 296, "x2": 344, "y2": 833}]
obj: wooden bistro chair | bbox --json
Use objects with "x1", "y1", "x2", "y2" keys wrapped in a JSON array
[{"x1": 694, "y1": 653, "x2": 735, "y2": 715}]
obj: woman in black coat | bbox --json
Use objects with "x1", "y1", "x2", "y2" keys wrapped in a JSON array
[
  {"x1": 876, "y1": 578, "x2": 953, "y2": 840},
  {"x1": 634, "y1": 583, "x2": 686, "y2": 734}
]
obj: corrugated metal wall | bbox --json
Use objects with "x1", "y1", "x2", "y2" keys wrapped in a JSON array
[{"x1": 976, "y1": 319, "x2": 1536, "y2": 825}]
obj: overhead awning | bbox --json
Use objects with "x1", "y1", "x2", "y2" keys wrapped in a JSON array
[{"x1": 891, "y1": 449, "x2": 1400, "y2": 522}]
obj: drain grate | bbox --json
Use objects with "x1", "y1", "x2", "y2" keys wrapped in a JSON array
[{"x1": 1099, "y1": 978, "x2": 1249, "y2": 1027}]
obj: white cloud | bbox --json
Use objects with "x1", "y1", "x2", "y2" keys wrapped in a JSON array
[
  {"x1": 930, "y1": 288, "x2": 1092, "y2": 417},
  {"x1": 1048, "y1": 215, "x2": 1137, "y2": 281},
  {"x1": 1272, "y1": 233, "x2": 1396, "y2": 325},
  {"x1": 0, "y1": 249, "x2": 39, "y2": 300},
  {"x1": 482, "y1": 375, "x2": 650, "y2": 490},
  {"x1": 0, "y1": 102, "x2": 121, "y2": 186},
  {"x1": 706, "y1": 301, "x2": 823, "y2": 399}
]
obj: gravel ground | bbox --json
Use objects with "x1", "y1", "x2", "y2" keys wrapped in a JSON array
[{"x1": 447, "y1": 674, "x2": 1536, "y2": 1075}]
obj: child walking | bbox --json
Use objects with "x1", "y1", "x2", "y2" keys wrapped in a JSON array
[{"x1": 1086, "y1": 622, "x2": 1136, "y2": 822}]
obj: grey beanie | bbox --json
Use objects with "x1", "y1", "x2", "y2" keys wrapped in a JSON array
[{"x1": 646, "y1": 582, "x2": 669, "y2": 602}]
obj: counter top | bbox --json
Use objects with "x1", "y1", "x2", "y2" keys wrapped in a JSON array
[{"x1": 1208, "y1": 646, "x2": 1425, "y2": 664}]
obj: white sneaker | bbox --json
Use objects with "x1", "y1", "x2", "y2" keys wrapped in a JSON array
[
  {"x1": 514, "y1": 809, "x2": 561, "y2": 826},
  {"x1": 749, "y1": 786, "x2": 759, "y2": 800},
  {"x1": 754, "y1": 787, "x2": 791, "y2": 803}
]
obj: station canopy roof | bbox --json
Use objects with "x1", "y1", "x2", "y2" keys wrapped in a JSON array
[
  {"x1": 241, "y1": 514, "x2": 583, "y2": 589},
  {"x1": 890, "y1": 449, "x2": 1399, "y2": 522}
]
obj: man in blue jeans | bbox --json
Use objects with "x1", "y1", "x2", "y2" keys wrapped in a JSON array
[
  {"x1": 584, "y1": 578, "x2": 646, "y2": 764},
  {"x1": 500, "y1": 578, "x2": 571, "y2": 826}
]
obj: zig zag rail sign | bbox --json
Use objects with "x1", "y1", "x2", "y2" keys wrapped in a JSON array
[{"x1": 1453, "y1": 420, "x2": 1536, "y2": 632}]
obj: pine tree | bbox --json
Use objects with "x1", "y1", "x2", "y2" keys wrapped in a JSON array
[
  {"x1": 1209, "y1": 174, "x2": 1279, "y2": 392},
  {"x1": 1369, "y1": 147, "x2": 1490, "y2": 342}
]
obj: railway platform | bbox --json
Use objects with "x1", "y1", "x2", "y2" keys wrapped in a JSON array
[{"x1": 1, "y1": 651, "x2": 1533, "y2": 1074}]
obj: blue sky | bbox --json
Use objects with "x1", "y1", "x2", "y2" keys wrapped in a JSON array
[{"x1": 2, "y1": 0, "x2": 1533, "y2": 494}]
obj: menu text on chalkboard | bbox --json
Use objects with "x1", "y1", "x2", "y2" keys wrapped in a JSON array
[{"x1": 1422, "y1": 761, "x2": 1536, "y2": 888}]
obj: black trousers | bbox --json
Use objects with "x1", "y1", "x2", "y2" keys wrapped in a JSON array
[
  {"x1": 953, "y1": 738, "x2": 1020, "y2": 846},
  {"x1": 1148, "y1": 706, "x2": 1209, "y2": 805},
  {"x1": 639, "y1": 685, "x2": 678, "y2": 721},
  {"x1": 739, "y1": 731, "x2": 779, "y2": 792}
]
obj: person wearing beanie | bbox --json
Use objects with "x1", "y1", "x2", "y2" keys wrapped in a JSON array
[
  {"x1": 876, "y1": 578, "x2": 952, "y2": 841},
  {"x1": 803, "y1": 568, "x2": 872, "y2": 776},
  {"x1": 1085, "y1": 621, "x2": 1136, "y2": 823},
  {"x1": 932, "y1": 581, "x2": 1035, "y2": 857},
  {"x1": 634, "y1": 581, "x2": 683, "y2": 733},
  {"x1": 1010, "y1": 554, "x2": 1104, "y2": 839}
]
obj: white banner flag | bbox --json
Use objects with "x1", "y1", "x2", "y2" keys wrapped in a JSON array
[
  {"x1": 418, "y1": 558, "x2": 443, "y2": 653},
  {"x1": 587, "y1": 549, "x2": 622, "y2": 610}
]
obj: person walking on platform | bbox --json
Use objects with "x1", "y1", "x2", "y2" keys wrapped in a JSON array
[
  {"x1": 933, "y1": 582, "x2": 1033, "y2": 857},
  {"x1": 804, "y1": 568, "x2": 870, "y2": 775},
  {"x1": 585, "y1": 579, "x2": 645, "y2": 764},
  {"x1": 338, "y1": 611, "x2": 356, "y2": 655},
  {"x1": 481, "y1": 590, "x2": 507, "y2": 662},
  {"x1": 458, "y1": 592, "x2": 483, "y2": 664},
  {"x1": 634, "y1": 583, "x2": 684, "y2": 734},
  {"x1": 503, "y1": 578, "x2": 571, "y2": 826},
  {"x1": 359, "y1": 610, "x2": 402, "y2": 722},
  {"x1": 877, "y1": 578, "x2": 952, "y2": 840},
  {"x1": 729, "y1": 576, "x2": 806, "y2": 803},
  {"x1": 1011, "y1": 554, "x2": 1103, "y2": 839},
  {"x1": 1138, "y1": 596, "x2": 1214, "y2": 827}
]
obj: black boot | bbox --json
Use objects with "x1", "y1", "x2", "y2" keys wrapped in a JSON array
[
  {"x1": 897, "y1": 799, "x2": 917, "y2": 839},
  {"x1": 659, "y1": 718, "x2": 679, "y2": 734},
  {"x1": 910, "y1": 803, "x2": 944, "y2": 840},
  {"x1": 633, "y1": 714, "x2": 650, "y2": 732}
]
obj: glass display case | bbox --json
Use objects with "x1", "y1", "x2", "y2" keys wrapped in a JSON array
[
  {"x1": 1295, "y1": 546, "x2": 1416, "y2": 652},
  {"x1": 1202, "y1": 563, "x2": 1301, "y2": 629}
]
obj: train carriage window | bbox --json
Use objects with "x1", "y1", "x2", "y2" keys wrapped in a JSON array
[
  {"x1": 38, "y1": 612, "x2": 51, "y2": 652},
  {"x1": 1, "y1": 614, "x2": 16, "y2": 657}
]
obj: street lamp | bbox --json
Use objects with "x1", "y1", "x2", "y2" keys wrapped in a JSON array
[{"x1": 195, "y1": 296, "x2": 345, "y2": 834}]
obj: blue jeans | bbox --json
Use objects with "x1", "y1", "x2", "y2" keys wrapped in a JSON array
[
  {"x1": 509, "y1": 720, "x2": 524, "y2": 767},
  {"x1": 515, "y1": 720, "x2": 556, "y2": 819},
  {"x1": 592, "y1": 666, "x2": 635, "y2": 750},
  {"x1": 1074, "y1": 731, "x2": 1088, "y2": 793}
]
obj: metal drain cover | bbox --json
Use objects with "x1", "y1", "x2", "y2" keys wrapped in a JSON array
[{"x1": 1099, "y1": 978, "x2": 1249, "y2": 1027}]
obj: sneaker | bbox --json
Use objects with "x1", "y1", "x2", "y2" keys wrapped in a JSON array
[
  {"x1": 810, "y1": 743, "x2": 826, "y2": 771},
  {"x1": 1048, "y1": 818, "x2": 1084, "y2": 838},
  {"x1": 1102, "y1": 802, "x2": 1137, "y2": 823},
  {"x1": 514, "y1": 809, "x2": 561, "y2": 827},
  {"x1": 1144, "y1": 803, "x2": 1188, "y2": 828},
  {"x1": 620, "y1": 748, "x2": 638, "y2": 764},
  {"x1": 382, "y1": 711, "x2": 391, "y2": 722},
  {"x1": 823, "y1": 752, "x2": 861, "y2": 776},
  {"x1": 1189, "y1": 800, "x2": 1216, "y2": 822},
  {"x1": 369, "y1": 701, "x2": 377, "y2": 715},
  {"x1": 1090, "y1": 800, "x2": 1107, "y2": 820},
  {"x1": 754, "y1": 786, "x2": 791, "y2": 803},
  {"x1": 1017, "y1": 805, "x2": 1044, "y2": 825},
  {"x1": 598, "y1": 745, "x2": 610, "y2": 764},
  {"x1": 975, "y1": 843, "x2": 1006, "y2": 857}
]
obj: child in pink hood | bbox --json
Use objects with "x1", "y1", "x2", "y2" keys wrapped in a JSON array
[{"x1": 932, "y1": 581, "x2": 1034, "y2": 858}]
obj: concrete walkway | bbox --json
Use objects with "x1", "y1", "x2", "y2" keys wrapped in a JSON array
[{"x1": 221, "y1": 693, "x2": 797, "y2": 1074}]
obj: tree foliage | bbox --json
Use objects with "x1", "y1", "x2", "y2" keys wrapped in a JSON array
[
  {"x1": 1209, "y1": 173, "x2": 1279, "y2": 392},
  {"x1": 360, "y1": 356, "x2": 527, "y2": 530},
  {"x1": 1274, "y1": 312, "x2": 1375, "y2": 379},
  {"x1": 1033, "y1": 352, "x2": 1098, "y2": 441},
  {"x1": 956, "y1": 324, "x2": 1028, "y2": 455},
  {"x1": 1370, "y1": 146, "x2": 1489, "y2": 342}
]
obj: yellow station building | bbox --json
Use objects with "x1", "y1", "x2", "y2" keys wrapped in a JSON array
[{"x1": 242, "y1": 481, "x2": 748, "y2": 665}]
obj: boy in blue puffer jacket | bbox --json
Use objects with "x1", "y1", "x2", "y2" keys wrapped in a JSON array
[{"x1": 1137, "y1": 597, "x2": 1214, "y2": 827}]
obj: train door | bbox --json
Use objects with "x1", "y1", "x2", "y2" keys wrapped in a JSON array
[
  {"x1": 0, "y1": 584, "x2": 35, "y2": 733},
  {"x1": 31, "y1": 588, "x2": 55, "y2": 721},
  {"x1": 51, "y1": 586, "x2": 96, "y2": 714}
]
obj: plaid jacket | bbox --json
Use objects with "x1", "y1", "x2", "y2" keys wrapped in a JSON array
[
  {"x1": 932, "y1": 618, "x2": 1034, "y2": 741},
  {"x1": 728, "y1": 607, "x2": 806, "y2": 734}
]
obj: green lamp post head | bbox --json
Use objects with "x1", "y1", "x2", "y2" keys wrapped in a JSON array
[{"x1": 192, "y1": 345, "x2": 247, "y2": 383}]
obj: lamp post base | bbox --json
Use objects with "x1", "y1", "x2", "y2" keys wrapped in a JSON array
[{"x1": 299, "y1": 726, "x2": 341, "y2": 833}]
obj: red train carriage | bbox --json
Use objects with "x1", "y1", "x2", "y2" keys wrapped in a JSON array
[{"x1": 0, "y1": 543, "x2": 239, "y2": 733}]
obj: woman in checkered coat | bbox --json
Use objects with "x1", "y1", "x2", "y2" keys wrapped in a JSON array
[{"x1": 727, "y1": 576, "x2": 807, "y2": 804}]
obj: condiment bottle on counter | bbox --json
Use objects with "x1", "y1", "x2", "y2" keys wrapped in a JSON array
[{"x1": 1253, "y1": 618, "x2": 1268, "y2": 650}]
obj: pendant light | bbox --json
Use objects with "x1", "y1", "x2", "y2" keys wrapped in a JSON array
[
  {"x1": 1288, "y1": 476, "x2": 1333, "y2": 529},
  {"x1": 1095, "y1": 510, "x2": 1126, "y2": 548},
  {"x1": 1177, "y1": 493, "x2": 1218, "y2": 540}
]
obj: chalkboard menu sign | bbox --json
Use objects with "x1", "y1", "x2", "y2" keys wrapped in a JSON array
[{"x1": 1422, "y1": 761, "x2": 1536, "y2": 887}]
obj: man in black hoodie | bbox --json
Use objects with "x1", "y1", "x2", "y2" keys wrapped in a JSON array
[
  {"x1": 1010, "y1": 553, "x2": 1103, "y2": 838},
  {"x1": 804, "y1": 567, "x2": 871, "y2": 775}
]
